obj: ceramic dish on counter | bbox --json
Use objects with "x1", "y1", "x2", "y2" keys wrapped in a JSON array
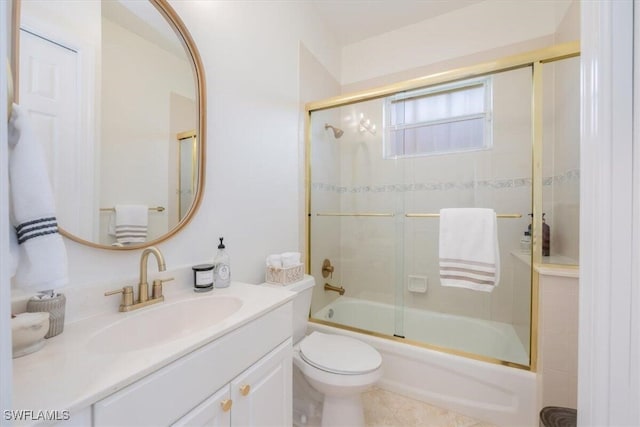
[{"x1": 12, "y1": 312, "x2": 50, "y2": 358}]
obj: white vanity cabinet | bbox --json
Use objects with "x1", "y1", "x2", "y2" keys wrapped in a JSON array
[
  {"x1": 173, "y1": 340, "x2": 291, "y2": 427},
  {"x1": 172, "y1": 384, "x2": 231, "y2": 427},
  {"x1": 93, "y1": 303, "x2": 292, "y2": 427},
  {"x1": 229, "y1": 339, "x2": 291, "y2": 426}
]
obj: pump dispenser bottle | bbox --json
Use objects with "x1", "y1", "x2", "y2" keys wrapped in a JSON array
[
  {"x1": 527, "y1": 213, "x2": 551, "y2": 256},
  {"x1": 213, "y1": 237, "x2": 230, "y2": 288},
  {"x1": 520, "y1": 231, "x2": 531, "y2": 254},
  {"x1": 542, "y1": 213, "x2": 550, "y2": 256}
]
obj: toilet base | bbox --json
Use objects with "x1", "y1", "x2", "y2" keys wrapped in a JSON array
[{"x1": 321, "y1": 394, "x2": 365, "y2": 427}]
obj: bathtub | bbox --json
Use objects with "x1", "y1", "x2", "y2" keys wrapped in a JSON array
[
  {"x1": 309, "y1": 297, "x2": 537, "y2": 426},
  {"x1": 313, "y1": 297, "x2": 529, "y2": 365}
]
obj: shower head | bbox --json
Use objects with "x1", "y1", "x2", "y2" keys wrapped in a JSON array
[{"x1": 324, "y1": 123, "x2": 344, "y2": 139}]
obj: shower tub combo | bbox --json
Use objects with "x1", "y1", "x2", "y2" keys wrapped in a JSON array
[
  {"x1": 310, "y1": 297, "x2": 536, "y2": 426},
  {"x1": 305, "y1": 42, "x2": 580, "y2": 427}
]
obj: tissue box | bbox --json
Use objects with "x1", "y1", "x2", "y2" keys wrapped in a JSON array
[{"x1": 266, "y1": 264, "x2": 304, "y2": 285}]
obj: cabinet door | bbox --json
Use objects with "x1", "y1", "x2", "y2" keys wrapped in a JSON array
[
  {"x1": 172, "y1": 386, "x2": 231, "y2": 427},
  {"x1": 230, "y1": 339, "x2": 292, "y2": 427}
]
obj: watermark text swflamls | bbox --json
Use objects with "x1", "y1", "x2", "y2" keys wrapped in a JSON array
[{"x1": 4, "y1": 409, "x2": 70, "y2": 422}]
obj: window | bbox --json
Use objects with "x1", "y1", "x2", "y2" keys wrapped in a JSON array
[{"x1": 384, "y1": 77, "x2": 493, "y2": 158}]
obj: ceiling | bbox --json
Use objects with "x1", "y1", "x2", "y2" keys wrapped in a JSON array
[{"x1": 310, "y1": 0, "x2": 486, "y2": 46}]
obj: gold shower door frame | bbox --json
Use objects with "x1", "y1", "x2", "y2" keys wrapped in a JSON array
[{"x1": 304, "y1": 41, "x2": 580, "y2": 372}]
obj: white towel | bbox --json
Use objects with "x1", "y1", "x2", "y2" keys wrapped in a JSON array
[
  {"x1": 266, "y1": 252, "x2": 302, "y2": 268},
  {"x1": 8, "y1": 103, "x2": 68, "y2": 291},
  {"x1": 266, "y1": 254, "x2": 282, "y2": 268},
  {"x1": 281, "y1": 252, "x2": 301, "y2": 267},
  {"x1": 114, "y1": 204, "x2": 148, "y2": 244},
  {"x1": 439, "y1": 208, "x2": 500, "y2": 292}
]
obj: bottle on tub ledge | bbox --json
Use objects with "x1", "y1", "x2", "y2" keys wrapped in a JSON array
[
  {"x1": 527, "y1": 213, "x2": 551, "y2": 256},
  {"x1": 214, "y1": 237, "x2": 231, "y2": 288},
  {"x1": 519, "y1": 231, "x2": 531, "y2": 254},
  {"x1": 542, "y1": 213, "x2": 550, "y2": 256}
]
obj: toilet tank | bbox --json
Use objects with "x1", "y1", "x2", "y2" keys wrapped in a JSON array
[{"x1": 270, "y1": 275, "x2": 316, "y2": 344}]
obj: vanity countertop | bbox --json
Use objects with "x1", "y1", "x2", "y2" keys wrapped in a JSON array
[{"x1": 11, "y1": 282, "x2": 294, "y2": 423}]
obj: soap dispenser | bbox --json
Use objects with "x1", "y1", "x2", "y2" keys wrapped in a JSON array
[
  {"x1": 520, "y1": 231, "x2": 531, "y2": 254},
  {"x1": 527, "y1": 213, "x2": 551, "y2": 256},
  {"x1": 213, "y1": 237, "x2": 231, "y2": 288}
]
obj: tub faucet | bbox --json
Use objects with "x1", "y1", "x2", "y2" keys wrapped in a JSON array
[
  {"x1": 324, "y1": 283, "x2": 345, "y2": 296},
  {"x1": 105, "y1": 246, "x2": 174, "y2": 312}
]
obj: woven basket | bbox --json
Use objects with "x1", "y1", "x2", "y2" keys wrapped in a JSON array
[{"x1": 265, "y1": 264, "x2": 304, "y2": 285}]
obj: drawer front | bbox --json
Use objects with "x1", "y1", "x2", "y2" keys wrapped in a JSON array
[{"x1": 94, "y1": 302, "x2": 292, "y2": 426}]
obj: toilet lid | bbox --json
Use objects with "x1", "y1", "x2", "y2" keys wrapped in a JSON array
[{"x1": 299, "y1": 332, "x2": 382, "y2": 375}]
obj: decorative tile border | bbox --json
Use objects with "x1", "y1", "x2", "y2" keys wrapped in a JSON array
[{"x1": 312, "y1": 169, "x2": 579, "y2": 194}]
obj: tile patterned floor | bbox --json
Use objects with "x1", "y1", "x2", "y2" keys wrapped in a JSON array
[{"x1": 363, "y1": 387, "x2": 498, "y2": 427}]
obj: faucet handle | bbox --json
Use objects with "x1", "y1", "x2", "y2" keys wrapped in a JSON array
[
  {"x1": 322, "y1": 259, "x2": 335, "y2": 278},
  {"x1": 105, "y1": 286, "x2": 134, "y2": 309},
  {"x1": 152, "y1": 277, "x2": 174, "y2": 299}
]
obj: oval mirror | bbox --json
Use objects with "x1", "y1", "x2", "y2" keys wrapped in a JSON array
[{"x1": 14, "y1": 0, "x2": 205, "y2": 249}]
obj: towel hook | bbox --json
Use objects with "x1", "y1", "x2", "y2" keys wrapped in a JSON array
[{"x1": 7, "y1": 59, "x2": 14, "y2": 121}]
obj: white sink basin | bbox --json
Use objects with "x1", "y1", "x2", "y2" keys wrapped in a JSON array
[{"x1": 87, "y1": 295, "x2": 243, "y2": 353}]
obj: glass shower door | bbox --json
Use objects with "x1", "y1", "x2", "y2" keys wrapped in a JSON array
[
  {"x1": 308, "y1": 98, "x2": 405, "y2": 339},
  {"x1": 308, "y1": 66, "x2": 535, "y2": 367}
]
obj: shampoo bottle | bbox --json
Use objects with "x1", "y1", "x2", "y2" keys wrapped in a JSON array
[
  {"x1": 528, "y1": 213, "x2": 551, "y2": 256},
  {"x1": 213, "y1": 237, "x2": 231, "y2": 288},
  {"x1": 542, "y1": 213, "x2": 550, "y2": 257}
]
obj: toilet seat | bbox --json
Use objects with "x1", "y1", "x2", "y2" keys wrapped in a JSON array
[{"x1": 299, "y1": 332, "x2": 382, "y2": 375}]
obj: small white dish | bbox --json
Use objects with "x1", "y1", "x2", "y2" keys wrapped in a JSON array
[{"x1": 12, "y1": 312, "x2": 50, "y2": 358}]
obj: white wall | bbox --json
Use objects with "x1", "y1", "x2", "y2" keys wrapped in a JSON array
[
  {"x1": 340, "y1": 0, "x2": 570, "y2": 86},
  {"x1": 55, "y1": 0, "x2": 340, "y2": 290}
]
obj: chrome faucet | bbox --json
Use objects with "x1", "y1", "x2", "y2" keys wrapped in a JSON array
[{"x1": 105, "y1": 246, "x2": 174, "y2": 312}]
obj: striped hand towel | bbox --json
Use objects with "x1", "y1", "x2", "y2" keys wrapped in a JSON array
[
  {"x1": 114, "y1": 204, "x2": 148, "y2": 244},
  {"x1": 439, "y1": 208, "x2": 500, "y2": 292},
  {"x1": 8, "y1": 103, "x2": 68, "y2": 291}
]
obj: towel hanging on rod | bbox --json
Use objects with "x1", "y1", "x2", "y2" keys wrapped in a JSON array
[{"x1": 100, "y1": 206, "x2": 165, "y2": 212}]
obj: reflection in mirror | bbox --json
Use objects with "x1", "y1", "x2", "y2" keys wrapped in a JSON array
[
  {"x1": 177, "y1": 131, "x2": 197, "y2": 221},
  {"x1": 17, "y1": 0, "x2": 203, "y2": 249}
]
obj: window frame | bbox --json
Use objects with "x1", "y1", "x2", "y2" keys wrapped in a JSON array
[{"x1": 383, "y1": 76, "x2": 494, "y2": 159}]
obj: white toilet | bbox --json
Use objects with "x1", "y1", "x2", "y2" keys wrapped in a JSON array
[{"x1": 268, "y1": 275, "x2": 382, "y2": 427}]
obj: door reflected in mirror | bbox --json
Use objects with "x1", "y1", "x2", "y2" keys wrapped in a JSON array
[
  {"x1": 177, "y1": 131, "x2": 197, "y2": 221},
  {"x1": 17, "y1": 0, "x2": 203, "y2": 248}
]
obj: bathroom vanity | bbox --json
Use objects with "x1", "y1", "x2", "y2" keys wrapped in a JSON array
[{"x1": 12, "y1": 282, "x2": 294, "y2": 426}]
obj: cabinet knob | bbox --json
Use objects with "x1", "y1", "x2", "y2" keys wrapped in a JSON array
[
  {"x1": 220, "y1": 399, "x2": 232, "y2": 412},
  {"x1": 240, "y1": 384, "x2": 251, "y2": 396}
]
